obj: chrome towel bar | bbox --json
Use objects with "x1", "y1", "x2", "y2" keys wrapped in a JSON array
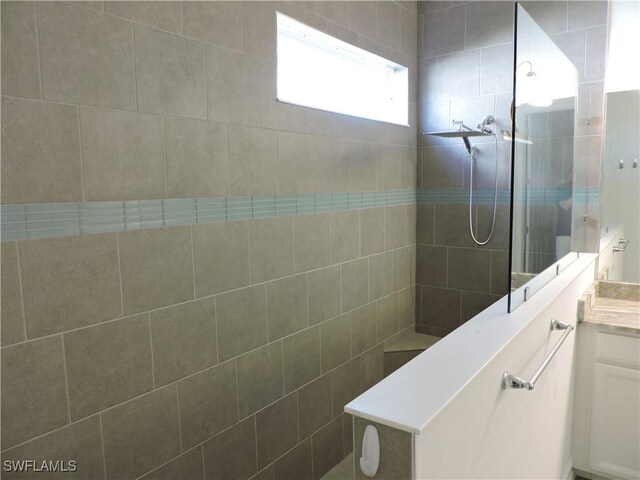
[{"x1": 502, "y1": 318, "x2": 574, "y2": 390}]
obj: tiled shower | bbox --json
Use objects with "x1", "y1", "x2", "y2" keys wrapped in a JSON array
[{"x1": 0, "y1": 1, "x2": 607, "y2": 479}]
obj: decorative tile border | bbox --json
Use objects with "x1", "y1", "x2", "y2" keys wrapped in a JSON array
[
  {"x1": 0, "y1": 187, "x2": 600, "y2": 241},
  {"x1": 417, "y1": 187, "x2": 599, "y2": 206},
  {"x1": 1, "y1": 190, "x2": 417, "y2": 241}
]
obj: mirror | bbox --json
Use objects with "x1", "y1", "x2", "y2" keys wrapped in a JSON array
[
  {"x1": 509, "y1": 4, "x2": 581, "y2": 311},
  {"x1": 598, "y1": 89, "x2": 640, "y2": 283}
]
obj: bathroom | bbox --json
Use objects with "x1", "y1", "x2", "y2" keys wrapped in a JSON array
[{"x1": 0, "y1": 1, "x2": 637, "y2": 479}]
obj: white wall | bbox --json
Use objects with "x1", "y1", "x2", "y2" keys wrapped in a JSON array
[
  {"x1": 597, "y1": 226, "x2": 625, "y2": 280},
  {"x1": 600, "y1": 89, "x2": 640, "y2": 283},
  {"x1": 414, "y1": 256, "x2": 597, "y2": 479}
]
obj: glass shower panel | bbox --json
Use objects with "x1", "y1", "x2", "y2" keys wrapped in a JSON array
[{"x1": 509, "y1": 4, "x2": 579, "y2": 311}]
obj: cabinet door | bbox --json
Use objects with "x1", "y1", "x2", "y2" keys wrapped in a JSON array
[{"x1": 588, "y1": 363, "x2": 640, "y2": 479}]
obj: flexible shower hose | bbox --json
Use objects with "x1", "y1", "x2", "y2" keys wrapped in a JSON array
[{"x1": 468, "y1": 132, "x2": 499, "y2": 245}]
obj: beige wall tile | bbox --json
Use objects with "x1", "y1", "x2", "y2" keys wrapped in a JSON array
[
  {"x1": 248, "y1": 217, "x2": 294, "y2": 283},
  {"x1": 236, "y1": 342, "x2": 284, "y2": 418},
  {"x1": 203, "y1": 417, "x2": 258, "y2": 480},
  {"x1": 118, "y1": 227, "x2": 194, "y2": 314},
  {"x1": 297, "y1": 374, "x2": 332, "y2": 440},
  {"x1": 369, "y1": 252, "x2": 393, "y2": 300},
  {"x1": 19, "y1": 234, "x2": 121, "y2": 338},
  {"x1": 385, "y1": 206, "x2": 408, "y2": 250},
  {"x1": 341, "y1": 258, "x2": 369, "y2": 312},
  {"x1": 165, "y1": 117, "x2": 229, "y2": 198},
  {"x1": 397, "y1": 286, "x2": 415, "y2": 329},
  {"x1": 1, "y1": 242, "x2": 25, "y2": 346},
  {"x1": 350, "y1": 303, "x2": 377, "y2": 356},
  {"x1": 360, "y1": 343, "x2": 384, "y2": 391},
  {"x1": 331, "y1": 211, "x2": 360, "y2": 264},
  {"x1": 320, "y1": 314, "x2": 352, "y2": 373},
  {"x1": 105, "y1": 1, "x2": 182, "y2": 34},
  {"x1": 178, "y1": 361, "x2": 238, "y2": 449},
  {"x1": 307, "y1": 266, "x2": 341, "y2": 326},
  {"x1": 102, "y1": 386, "x2": 181, "y2": 480},
  {"x1": 349, "y1": 141, "x2": 378, "y2": 192},
  {"x1": 316, "y1": 136, "x2": 351, "y2": 193},
  {"x1": 64, "y1": 314, "x2": 153, "y2": 420},
  {"x1": 228, "y1": 125, "x2": 278, "y2": 196},
  {"x1": 242, "y1": 1, "x2": 279, "y2": 61},
  {"x1": 331, "y1": 358, "x2": 361, "y2": 416},
  {"x1": 192, "y1": 221, "x2": 250, "y2": 297},
  {"x1": 294, "y1": 213, "x2": 331, "y2": 274},
  {"x1": 80, "y1": 108, "x2": 166, "y2": 201},
  {"x1": 282, "y1": 327, "x2": 321, "y2": 392},
  {"x1": 393, "y1": 247, "x2": 413, "y2": 291},
  {"x1": 360, "y1": 208, "x2": 385, "y2": 257},
  {"x1": 256, "y1": 393, "x2": 298, "y2": 469},
  {"x1": 1, "y1": 416, "x2": 105, "y2": 480},
  {"x1": 416, "y1": 244, "x2": 447, "y2": 287},
  {"x1": 134, "y1": 25, "x2": 206, "y2": 119},
  {"x1": 311, "y1": 416, "x2": 344, "y2": 479},
  {"x1": 207, "y1": 45, "x2": 262, "y2": 127},
  {"x1": 267, "y1": 274, "x2": 308, "y2": 341},
  {"x1": 139, "y1": 448, "x2": 204, "y2": 480},
  {"x1": 1, "y1": 97, "x2": 83, "y2": 204},
  {"x1": 314, "y1": 1, "x2": 349, "y2": 27},
  {"x1": 376, "y1": 293, "x2": 398, "y2": 341},
  {"x1": 277, "y1": 131, "x2": 318, "y2": 194},
  {"x1": 1, "y1": 336, "x2": 69, "y2": 449},
  {"x1": 274, "y1": 438, "x2": 313, "y2": 479},
  {"x1": 37, "y1": 2, "x2": 136, "y2": 110},
  {"x1": 348, "y1": 1, "x2": 377, "y2": 39},
  {"x1": 377, "y1": 145, "x2": 402, "y2": 190},
  {"x1": 150, "y1": 298, "x2": 217, "y2": 387},
  {"x1": 448, "y1": 248, "x2": 491, "y2": 293},
  {"x1": 183, "y1": 1, "x2": 243, "y2": 49},
  {"x1": 1, "y1": 2, "x2": 41, "y2": 99},
  {"x1": 216, "y1": 285, "x2": 267, "y2": 361}
]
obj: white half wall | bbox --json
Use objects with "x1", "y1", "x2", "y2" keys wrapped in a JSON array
[{"x1": 414, "y1": 255, "x2": 596, "y2": 479}]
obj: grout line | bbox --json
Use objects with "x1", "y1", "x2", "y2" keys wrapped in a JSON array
[
  {"x1": 234, "y1": 359, "x2": 241, "y2": 422},
  {"x1": 1, "y1": 242, "x2": 414, "y2": 353},
  {"x1": 162, "y1": 116, "x2": 169, "y2": 198},
  {"x1": 148, "y1": 313, "x2": 156, "y2": 389},
  {"x1": 305, "y1": 274, "x2": 310, "y2": 327},
  {"x1": 296, "y1": 391, "x2": 301, "y2": 442},
  {"x1": 253, "y1": 415, "x2": 259, "y2": 473},
  {"x1": 131, "y1": 22, "x2": 139, "y2": 112},
  {"x1": 213, "y1": 296, "x2": 220, "y2": 365},
  {"x1": 0, "y1": 91, "x2": 417, "y2": 146},
  {"x1": 60, "y1": 334, "x2": 73, "y2": 424},
  {"x1": 246, "y1": 220, "x2": 253, "y2": 284},
  {"x1": 280, "y1": 339, "x2": 286, "y2": 397},
  {"x1": 76, "y1": 107, "x2": 87, "y2": 203},
  {"x1": 176, "y1": 383, "x2": 184, "y2": 452},
  {"x1": 115, "y1": 233, "x2": 126, "y2": 318},
  {"x1": 2, "y1": 333, "x2": 392, "y2": 456},
  {"x1": 203, "y1": 35, "x2": 208, "y2": 121},
  {"x1": 201, "y1": 445, "x2": 206, "y2": 480},
  {"x1": 33, "y1": 2, "x2": 44, "y2": 100},
  {"x1": 189, "y1": 226, "x2": 196, "y2": 298},
  {"x1": 180, "y1": 0, "x2": 184, "y2": 37},
  {"x1": 15, "y1": 242, "x2": 29, "y2": 342},
  {"x1": 98, "y1": 414, "x2": 108, "y2": 480}
]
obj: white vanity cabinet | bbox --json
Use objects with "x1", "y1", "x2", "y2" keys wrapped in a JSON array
[{"x1": 573, "y1": 325, "x2": 640, "y2": 479}]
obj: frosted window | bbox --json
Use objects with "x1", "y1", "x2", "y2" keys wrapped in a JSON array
[{"x1": 277, "y1": 13, "x2": 409, "y2": 126}]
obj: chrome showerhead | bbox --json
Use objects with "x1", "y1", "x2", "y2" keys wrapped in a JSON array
[{"x1": 426, "y1": 130, "x2": 490, "y2": 138}]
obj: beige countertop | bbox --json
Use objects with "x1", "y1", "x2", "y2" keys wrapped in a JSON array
[{"x1": 579, "y1": 281, "x2": 640, "y2": 334}]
